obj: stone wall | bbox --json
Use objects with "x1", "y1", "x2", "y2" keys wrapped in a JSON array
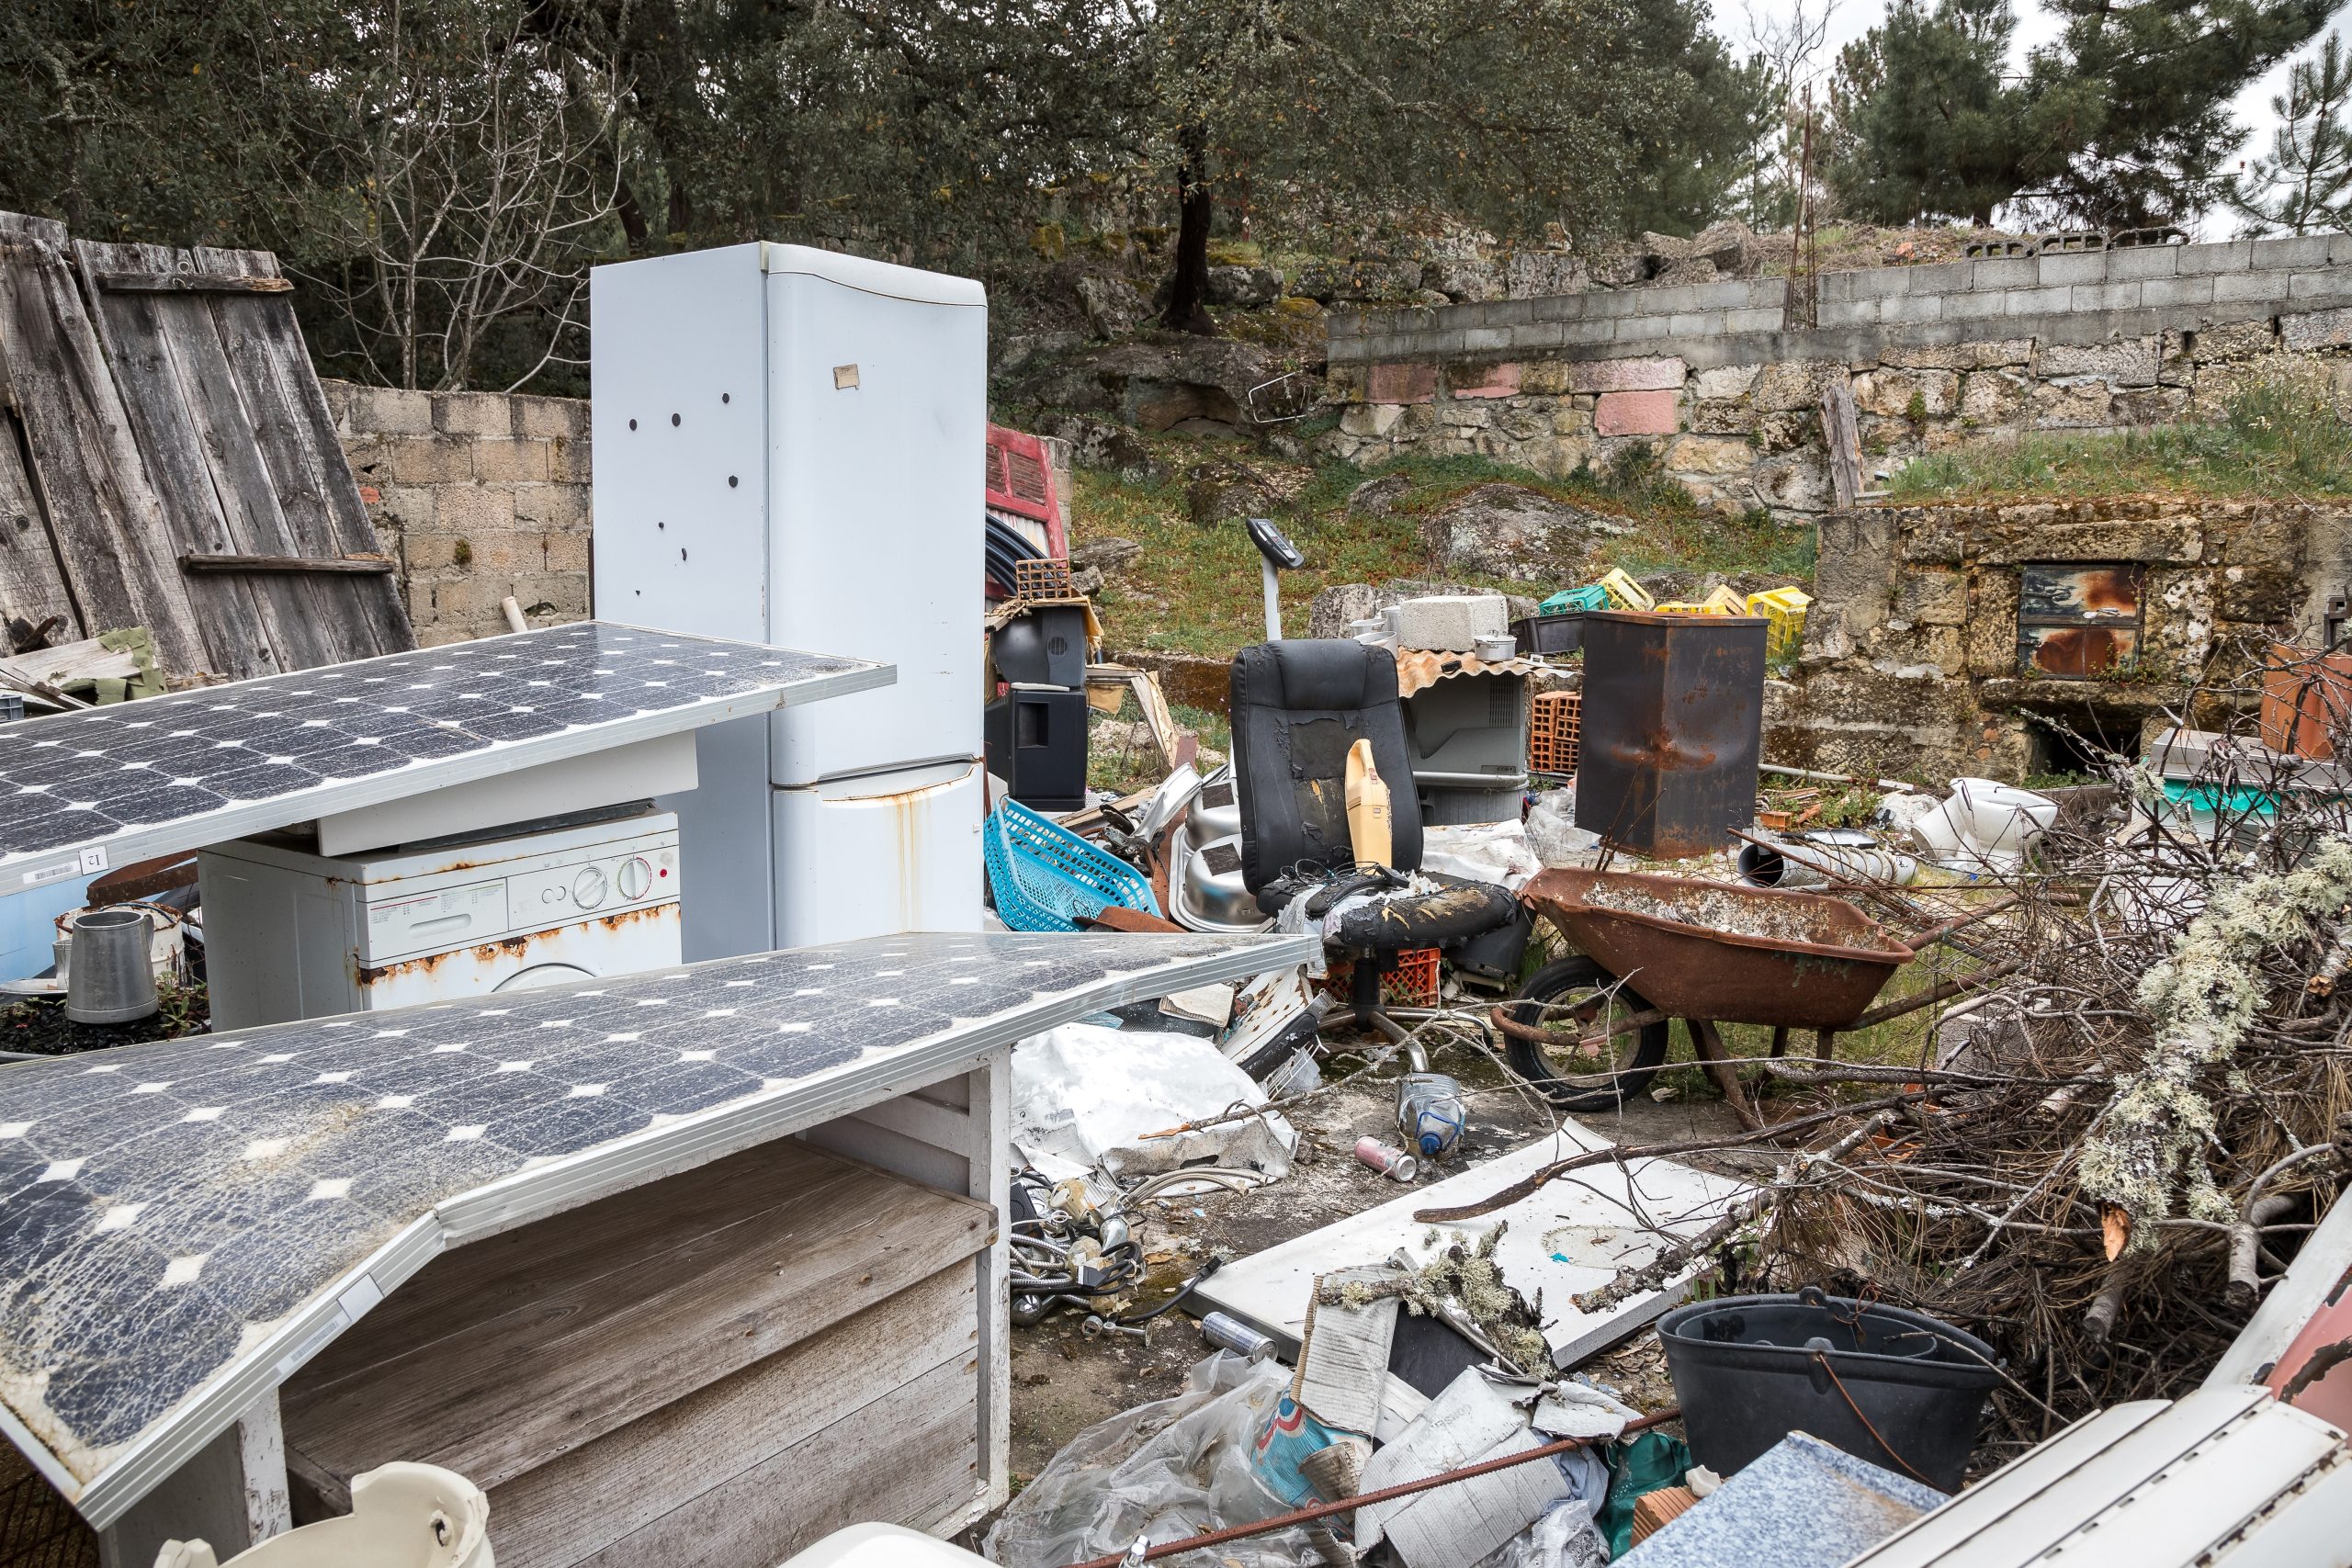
[
  {"x1": 1322, "y1": 234, "x2": 2352, "y2": 518},
  {"x1": 1765, "y1": 495, "x2": 2352, "y2": 782},
  {"x1": 322, "y1": 381, "x2": 594, "y2": 646}
]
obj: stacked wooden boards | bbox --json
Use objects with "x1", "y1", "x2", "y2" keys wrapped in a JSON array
[
  {"x1": 0, "y1": 209, "x2": 411, "y2": 682},
  {"x1": 278, "y1": 1139, "x2": 991, "y2": 1568}
]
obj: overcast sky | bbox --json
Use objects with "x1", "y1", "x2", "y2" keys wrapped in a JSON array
[{"x1": 1736, "y1": 0, "x2": 2335, "y2": 236}]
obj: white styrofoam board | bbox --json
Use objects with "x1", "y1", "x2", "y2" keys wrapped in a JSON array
[{"x1": 1193, "y1": 1119, "x2": 1749, "y2": 1371}]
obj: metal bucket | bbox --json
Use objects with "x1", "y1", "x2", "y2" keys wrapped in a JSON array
[{"x1": 64, "y1": 907, "x2": 159, "y2": 1024}]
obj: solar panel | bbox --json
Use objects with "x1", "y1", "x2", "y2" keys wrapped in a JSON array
[
  {"x1": 0, "y1": 927, "x2": 1315, "y2": 1526},
  {"x1": 0, "y1": 622, "x2": 888, "y2": 890}
]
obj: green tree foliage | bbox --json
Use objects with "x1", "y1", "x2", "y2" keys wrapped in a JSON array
[
  {"x1": 2227, "y1": 31, "x2": 2352, "y2": 233},
  {"x1": 1830, "y1": 0, "x2": 2337, "y2": 228}
]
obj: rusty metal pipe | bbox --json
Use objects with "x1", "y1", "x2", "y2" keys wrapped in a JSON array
[
  {"x1": 1056, "y1": 1409, "x2": 1682, "y2": 1568},
  {"x1": 1489, "y1": 999, "x2": 1669, "y2": 1055}
]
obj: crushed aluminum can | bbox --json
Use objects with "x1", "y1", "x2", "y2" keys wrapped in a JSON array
[{"x1": 1354, "y1": 1135, "x2": 1421, "y2": 1183}]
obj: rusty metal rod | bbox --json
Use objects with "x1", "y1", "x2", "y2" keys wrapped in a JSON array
[
  {"x1": 1488, "y1": 1000, "x2": 1668, "y2": 1054},
  {"x1": 1845, "y1": 957, "x2": 2024, "y2": 1032},
  {"x1": 1056, "y1": 1409, "x2": 1682, "y2": 1568}
]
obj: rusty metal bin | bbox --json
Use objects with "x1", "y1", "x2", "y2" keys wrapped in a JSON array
[{"x1": 1575, "y1": 611, "x2": 1765, "y2": 858}]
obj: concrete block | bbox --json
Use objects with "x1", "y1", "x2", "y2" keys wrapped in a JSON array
[
  {"x1": 2005, "y1": 285, "x2": 2076, "y2": 315},
  {"x1": 1817, "y1": 299, "x2": 1881, "y2": 328},
  {"x1": 1637, "y1": 284, "x2": 1710, "y2": 316},
  {"x1": 2283, "y1": 306, "x2": 2352, "y2": 351},
  {"x1": 1586, "y1": 290, "x2": 1647, "y2": 318},
  {"x1": 346, "y1": 385, "x2": 435, "y2": 436},
  {"x1": 2177, "y1": 240, "x2": 2253, "y2": 275},
  {"x1": 1816, "y1": 271, "x2": 1856, "y2": 303},
  {"x1": 2288, "y1": 269, "x2": 2352, "y2": 300},
  {"x1": 471, "y1": 436, "x2": 551, "y2": 483},
  {"x1": 2106, "y1": 245, "x2": 2180, "y2": 281},
  {"x1": 1742, "y1": 278, "x2": 1790, "y2": 309},
  {"x1": 1594, "y1": 389, "x2": 1680, "y2": 435},
  {"x1": 1366, "y1": 363, "x2": 1439, "y2": 403},
  {"x1": 1615, "y1": 315, "x2": 1670, "y2": 342},
  {"x1": 434, "y1": 484, "x2": 517, "y2": 532},
  {"x1": 511, "y1": 482, "x2": 593, "y2": 530},
  {"x1": 1570, "y1": 355, "x2": 1686, "y2": 392},
  {"x1": 1488, "y1": 298, "x2": 1541, "y2": 326},
  {"x1": 1560, "y1": 319, "x2": 1617, "y2": 345},
  {"x1": 2333, "y1": 234, "x2": 2352, "y2": 266},
  {"x1": 1389, "y1": 594, "x2": 1510, "y2": 652},
  {"x1": 2213, "y1": 268, "x2": 2290, "y2": 303},
  {"x1": 1511, "y1": 321, "x2": 1571, "y2": 350},
  {"x1": 2035, "y1": 250, "x2": 2109, "y2": 286},
  {"x1": 2141, "y1": 274, "x2": 2215, "y2": 308},
  {"x1": 1668, "y1": 311, "x2": 1727, "y2": 335},
  {"x1": 1943, "y1": 290, "x2": 2011, "y2": 321},
  {"x1": 2070, "y1": 281, "x2": 2143, "y2": 310},
  {"x1": 383, "y1": 435, "x2": 473, "y2": 484},
  {"x1": 2254, "y1": 234, "x2": 2333, "y2": 269},
  {"x1": 1973, "y1": 257, "x2": 2039, "y2": 288},
  {"x1": 548, "y1": 435, "x2": 593, "y2": 485},
  {"x1": 1846, "y1": 267, "x2": 1911, "y2": 299},
  {"x1": 1881, "y1": 292, "x2": 1945, "y2": 324},
  {"x1": 1905, "y1": 261, "x2": 1973, "y2": 294},
  {"x1": 511, "y1": 395, "x2": 587, "y2": 438},
  {"x1": 434, "y1": 390, "x2": 512, "y2": 436},
  {"x1": 1462, "y1": 326, "x2": 1512, "y2": 351},
  {"x1": 1725, "y1": 307, "x2": 1786, "y2": 333}
]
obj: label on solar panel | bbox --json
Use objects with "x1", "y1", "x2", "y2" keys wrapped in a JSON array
[{"x1": 0, "y1": 622, "x2": 887, "y2": 882}]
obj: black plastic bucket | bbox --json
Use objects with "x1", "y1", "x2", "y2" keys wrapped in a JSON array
[{"x1": 1657, "y1": 1286, "x2": 2001, "y2": 1491}]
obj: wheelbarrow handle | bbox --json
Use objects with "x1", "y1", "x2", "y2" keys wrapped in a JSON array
[{"x1": 1904, "y1": 896, "x2": 2021, "y2": 952}]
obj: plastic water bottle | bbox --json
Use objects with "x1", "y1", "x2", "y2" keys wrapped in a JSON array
[{"x1": 1397, "y1": 1072, "x2": 1466, "y2": 1159}]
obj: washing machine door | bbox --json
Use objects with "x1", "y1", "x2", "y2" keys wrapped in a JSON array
[{"x1": 492, "y1": 962, "x2": 596, "y2": 993}]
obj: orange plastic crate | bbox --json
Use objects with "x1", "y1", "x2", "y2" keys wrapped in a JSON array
[
  {"x1": 1012, "y1": 558, "x2": 1077, "y2": 603},
  {"x1": 1325, "y1": 947, "x2": 1442, "y2": 1009},
  {"x1": 1529, "y1": 690, "x2": 1581, "y2": 775}
]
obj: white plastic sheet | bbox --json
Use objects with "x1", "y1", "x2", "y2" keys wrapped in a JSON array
[
  {"x1": 1010, "y1": 1022, "x2": 1296, "y2": 1182},
  {"x1": 1421, "y1": 819, "x2": 1544, "y2": 889}
]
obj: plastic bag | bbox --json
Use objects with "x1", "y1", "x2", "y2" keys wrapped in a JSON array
[
  {"x1": 1481, "y1": 1499, "x2": 1611, "y2": 1568},
  {"x1": 1421, "y1": 819, "x2": 1544, "y2": 889},
  {"x1": 1009, "y1": 1024, "x2": 1295, "y2": 1182},
  {"x1": 1594, "y1": 1430, "x2": 1693, "y2": 1557},
  {"x1": 1525, "y1": 788, "x2": 1601, "y2": 868},
  {"x1": 983, "y1": 1353, "x2": 1340, "y2": 1568}
]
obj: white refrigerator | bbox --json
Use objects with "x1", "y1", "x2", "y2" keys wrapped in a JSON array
[{"x1": 590, "y1": 243, "x2": 987, "y2": 957}]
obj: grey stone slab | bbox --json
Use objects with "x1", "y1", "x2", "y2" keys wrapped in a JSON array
[
  {"x1": 0, "y1": 928, "x2": 1313, "y2": 1527},
  {"x1": 1618, "y1": 1431, "x2": 1943, "y2": 1567}
]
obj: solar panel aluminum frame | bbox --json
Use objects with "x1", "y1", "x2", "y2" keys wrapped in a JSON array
[
  {"x1": 0, "y1": 622, "x2": 893, "y2": 891},
  {"x1": 11, "y1": 931, "x2": 1316, "y2": 1530}
]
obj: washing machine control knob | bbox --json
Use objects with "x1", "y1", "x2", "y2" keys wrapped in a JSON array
[
  {"x1": 616, "y1": 856, "x2": 653, "y2": 900},
  {"x1": 571, "y1": 865, "x2": 608, "y2": 910}
]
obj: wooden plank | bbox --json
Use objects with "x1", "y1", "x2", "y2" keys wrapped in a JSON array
[
  {"x1": 571, "y1": 1353, "x2": 979, "y2": 1568},
  {"x1": 967, "y1": 1056, "x2": 1014, "y2": 1523},
  {"x1": 181, "y1": 553, "x2": 395, "y2": 575},
  {"x1": 0, "y1": 212, "x2": 209, "y2": 675},
  {"x1": 92, "y1": 271, "x2": 291, "y2": 295},
  {"x1": 190, "y1": 246, "x2": 412, "y2": 660},
  {"x1": 480, "y1": 1266, "x2": 977, "y2": 1568},
  {"x1": 73, "y1": 239, "x2": 289, "y2": 677},
  {"x1": 1820, "y1": 377, "x2": 1863, "y2": 511},
  {"x1": 0, "y1": 412, "x2": 81, "y2": 644},
  {"x1": 279, "y1": 1141, "x2": 990, "y2": 1495}
]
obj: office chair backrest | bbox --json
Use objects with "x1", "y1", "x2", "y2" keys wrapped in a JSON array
[{"x1": 1228, "y1": 640, "x2": 1424, "y2": 912}]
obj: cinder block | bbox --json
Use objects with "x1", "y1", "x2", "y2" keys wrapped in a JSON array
[
  {"x1": 1818, "y1": 299, "x2": 1880, "y2": 328},
  {"x1": 383, "y1": 435, "x2": 472, "y2": 484},
  {"x1": 1462, "y1": 326, "x2": 1511, "y2": 351},
  {"x1": 434, "y1": 390, "x2": 512, "y2": 436},
  {"x1": 435, "y1": 484, "x2": 517, "y2": 533},
  {"x1": 1882, "y1": 292, "x2": 1945, "y2": 324},
  {"x1": 2035, "y1": 251, "x2": 2109, "y2": 286},
  {"x1": 1973, "y1": 257, "x2": 2039, "y2": 289},
  {"x1": 2069, "y1": 281, "x2": 2143, "y2": 310},
  {"x1": 2214, "y1": 268, "x2": 2291, "y2": 303},
  {"x1": 1615, "y1": 316, "x2": 1670, "y2": 342},
  {"x1": 1724, "y1": 307, "x2": 1784, "y2": 333},
  {"x1": 1388, "y1": 594, "x2": 1510, "y2": 652},
  {"x1": 1905, "y1": 262, "x2": 1973, "y2": 294},
  {"x1": 1668, "y1": 311, "x2": 1727, "y2": 335},
  {"x1": 1943, "y1": 290, "x2": 2010, "y2": 321},
  {"x1": 1847, "y1": 267, "x2": 1911, "y2": 299},
  {"x1": 1560, "y1": 319, "x2": 1617, "y2": 345},
  {"x1": 2177, "y1": 240, "x2": 2253, "y2": 275},
  {"x1": 510, "y1": 395, "x2": 586, "y2": 438},
  {"x1": 2141, "y1": 275, "x2": 2215, "y2": 308},
  {"x1": 2288, "y1": 269, "x2": 2352, "y2": 300},
  {"x1": 471, "y1": 436, "x2": 551, "y2": 483},
  {"x1": 350, "y1": 386, "x2": 435, "y2": 436},
  {"x1": 2255, "y1": 234, "x2": 2333, "y2": 269},
  {"x1": 548, "y1": 436, "x2": 593, "y2": 485},
  {"x1": 2106, "y1": 246, "x2": 2180, "y2": 281},
  {"x1": 2005, "y1": 285, "x2": 2075, "y2": 315}
]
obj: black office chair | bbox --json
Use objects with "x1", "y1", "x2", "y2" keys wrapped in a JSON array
[{"x1": 1229, "y1": 640, "x2": 1519, "y2": 1056}]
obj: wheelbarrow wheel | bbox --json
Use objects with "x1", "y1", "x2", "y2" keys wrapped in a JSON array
[{"x1": 1501, "y1": 956, "x2": 1671, "y2": 1110}]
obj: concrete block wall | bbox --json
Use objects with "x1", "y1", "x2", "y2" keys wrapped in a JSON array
[
  {"x1": 323, "y1": 382, "x2": 594, "y2": 646},
  {"x1": 1324, "y1": 235, "x2": 2352, "y2": 518}
]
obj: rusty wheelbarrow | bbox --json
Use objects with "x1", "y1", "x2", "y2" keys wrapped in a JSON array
[{"x1": 1493, "y1": 867, "x2": 2017, "y2": 1123}]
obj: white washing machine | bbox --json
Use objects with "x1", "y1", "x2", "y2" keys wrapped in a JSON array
[{"x1": 199, "y1": 810, "x2": 683, "y2": 1031}]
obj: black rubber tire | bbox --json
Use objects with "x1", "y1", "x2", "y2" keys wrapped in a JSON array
[{"x1": 1501, "y1": 955, "x2": 1672, "y2": 1110}]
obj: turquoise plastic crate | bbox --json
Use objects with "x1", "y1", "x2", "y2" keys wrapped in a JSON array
[
  {"x1": 1540, "y1": 584, "x2": 1610, "y2": 615},
  {"x1": 984, "y1": 800, "x2": 1162, "y2": 932}
]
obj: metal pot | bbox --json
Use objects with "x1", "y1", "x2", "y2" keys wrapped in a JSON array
[{"x1": 64, "y1": 907, "x2": 159, "y2": 1024}]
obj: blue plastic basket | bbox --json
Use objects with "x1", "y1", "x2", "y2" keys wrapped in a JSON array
[{"x1": 984, "y1": 800, "x2": 1163, "y2": 932}]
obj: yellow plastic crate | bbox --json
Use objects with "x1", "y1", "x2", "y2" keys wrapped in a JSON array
[
  {"x1": 1596, "y1": 567, "x2": 1655, "y2": 613},
  {"x1": 1700, "y1": 585, "x2": 1747, "y2": 615},
  {"x1": 1747, "y1": 587, "x2": 1812, "y2": 660},
  {"x1": 1650, "y1": 600, "x2": 1727, "y2": 615}
]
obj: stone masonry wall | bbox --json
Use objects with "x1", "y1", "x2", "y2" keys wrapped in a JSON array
[
  {"x1": 322, "y1": 380, "x2": 594, "y2": 646},
  {"x1": 1323, "y1": 234, "x2": 2352, "y2": 518},
  {"x1": 1763, "y1": 495, "x2": 2352, "y2": 782}
]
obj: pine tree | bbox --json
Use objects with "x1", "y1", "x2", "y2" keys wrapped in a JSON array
[
  {"x1": 2228, "y1": 32, "x2": 2352, "y2": 234},
  {"x1": 1829, "y1": 0, "x2": 2336, "y2": 229}
]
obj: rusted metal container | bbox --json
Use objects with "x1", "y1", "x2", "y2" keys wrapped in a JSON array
[
  {"x1": 1519, "y1": 866, "x2": 1917, "y2": 1030},
  {"x1": 2016, "y1": 562, "x2": 2144, "y2": 678},
  {"x1": 1574, "y1": 611, "x2": 1766, "y2": 858}
]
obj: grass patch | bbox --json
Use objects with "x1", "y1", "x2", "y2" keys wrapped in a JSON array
[
  {"x1": 1073, "y1": 437, "x2": 1815, "y2": 659},
  {"x1": 1890, "y1": 358, "x2": 2352, "y2": 501}
]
